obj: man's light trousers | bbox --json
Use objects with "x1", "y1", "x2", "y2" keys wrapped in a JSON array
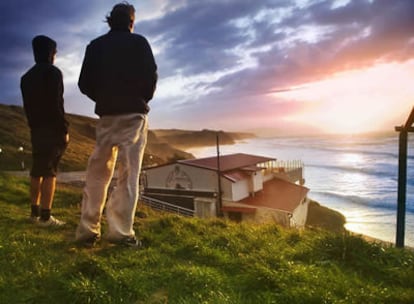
[{"x1": 76, "y1": 113, "x2": 148, "y2": 241}]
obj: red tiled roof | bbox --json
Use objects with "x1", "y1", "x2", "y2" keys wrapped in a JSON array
[
  {"x1": 239, "y1": 178, "x2": 309, "y2": 213},
  {"x1": 223, "y1": 170, "x2": 250, "y2": 182},
  {"x1": 179, "y1": 153, "x2": 275, "y2": 172}
]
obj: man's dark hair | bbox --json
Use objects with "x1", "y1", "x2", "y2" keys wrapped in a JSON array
[
  {"x1": 32, "y1": 35, "x2": 56, "y2": 63},
  {"x1": 106, "y1": 2, "x2": 135, "y2": 30}
]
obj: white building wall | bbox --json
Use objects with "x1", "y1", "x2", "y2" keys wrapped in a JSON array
[
  {"x1": 194, "y1": 197, "x2": 217, "y2": 218},
  {"x1": 209, "y1": 178, "x2": 250, "y2": 202},
  {"x1": 231, "y1": 179, "x2": 250, "y2": 201},
  {"x1": 290, "y1": 198, "x2": 309, "y2": 228},
  {"x1": 252, "y1": 172, "x2": 263, "y2": 192},
  {"x1": 144, "y1": 164, "x2": 173, "y2": 188},
  {"x1": 145, "y1": 164, "x2": 218, "y2": 191},
  {"x1": 145, "y1": 164, "x2": 270, "y2": 203},
  {"x1": 220, "y1": 178, "x2": 234, "y2": 201}
]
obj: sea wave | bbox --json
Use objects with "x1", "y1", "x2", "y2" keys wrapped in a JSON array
[
  {"x1": 266, "y1": 136, "x2": 414, "y2": 160},
  {"x1": 270, "y1": 141, "x2": 414, "y2": 160},
  {"x1": 390, "y1": 177, "x2": 414, "y2": 187},
  {"x1": 306, "y1": 163, "x2": 398, "y2": 178},
  {"x1": 310, "y1": 190, "x2": 414, "y2": 213}
]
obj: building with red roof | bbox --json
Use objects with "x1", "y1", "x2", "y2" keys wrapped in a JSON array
[{"x1": 142, "y1": 153, "x2": 309, "y2": 228}]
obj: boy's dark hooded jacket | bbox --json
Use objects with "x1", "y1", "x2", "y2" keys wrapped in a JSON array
[
  {"x1": 21, "y1": 61, "x2": 68, "y2": 134},
  {"x1": 78, "y1": 29, "x2": 157, "y2": 116}
]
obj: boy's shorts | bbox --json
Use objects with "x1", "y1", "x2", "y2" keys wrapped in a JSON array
[{"x1": 30, "y1": 128, "x2": 68, "y2": 178}]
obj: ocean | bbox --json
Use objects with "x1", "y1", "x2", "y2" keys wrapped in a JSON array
[{"x1": 187, "y1": 132, "x2": 414, "y2": 247}]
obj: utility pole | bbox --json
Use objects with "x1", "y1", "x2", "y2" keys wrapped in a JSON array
[
  {"x1": 395, "y1": 106, "x2": 414, "y2": 248},
  {"x1": 216, "y1": 133, "x2": 223, "y2": 217}
]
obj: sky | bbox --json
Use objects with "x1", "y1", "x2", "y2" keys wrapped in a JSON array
[{"x1": 0, "y1": 0, "x2": 413, "y2": 136}]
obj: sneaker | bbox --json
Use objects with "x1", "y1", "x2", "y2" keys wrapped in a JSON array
[
  {"x1": 37, "y1": 216, "x2": 66, "y2": 227},
  {"x1": 29, "y1": 215, "x2": 39, "y2": 223},
  {"x1": 111, "y1": 236, "x2": 143, "y2": 248},
  {"x1": 77, "y1": 235, "x2": 100, "y2": 248}
]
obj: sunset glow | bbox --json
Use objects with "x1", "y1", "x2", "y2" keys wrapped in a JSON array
[{"x1": 275, "y1": 61, "x2": 414, "y2": 134}]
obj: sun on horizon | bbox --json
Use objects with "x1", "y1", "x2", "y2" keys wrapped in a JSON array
[{"x1": 272, "y1": 60, "x2": 414, "y2": 135}]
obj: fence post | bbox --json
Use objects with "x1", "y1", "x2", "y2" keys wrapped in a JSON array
[
  {"x1": 396, "y1": 130, "x2": 407, "y2": 248},
  {"x1": 395, "y1": 106, "x2": 414, "y2": 248}
]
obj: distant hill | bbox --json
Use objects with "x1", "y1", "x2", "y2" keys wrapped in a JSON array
[
  {"x1": 0, "y1": 104, "x2": 252, "y2": 171},
  {"x1": 153, "y1": 129, "x2": 255, "y2": 149}
]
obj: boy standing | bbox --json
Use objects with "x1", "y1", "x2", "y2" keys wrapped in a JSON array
[
  {"x1": 76, "y1": 2, "x2": 157, "y2": 246},
  {"x1": 21, "y1": 35, "x2": 69, "y2": 226}
]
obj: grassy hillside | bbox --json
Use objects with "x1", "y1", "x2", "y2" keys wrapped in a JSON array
[
  {"x1": 1, "y1": 172, "x2": 413, "y2": 303},
  {"x1": 0, "y1": 105, "x2": 32, "y2": 170},
  {"x1": 0, "y1": 104, "x2": 194, "y2": 171},
  {"x1": 0, "y1": 104, "x2": 100, "y2": 170},
  {"x1": 306, "y1": 200, "x2": 346, "y2": 232}
]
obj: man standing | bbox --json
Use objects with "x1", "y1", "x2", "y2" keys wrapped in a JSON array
[
  {"x1": 76, "y1": 2, "x2": 157, "y2": 247},
  {"x1": 21, "y1": 35, "x2": 69, "y2": 226}
]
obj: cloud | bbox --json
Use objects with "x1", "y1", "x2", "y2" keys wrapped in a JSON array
[
  {"x1": 199, "y1": 0, "x2": 414, "y2": 100},
  {"x1": 139, "y1": 1, "x2": 272, "y2": 76},
  {"x1": 0, "y1": 1, "x2": 110, "y2": 102},
  {"x1": 0, "y1": 0, "x2": 413, "y2": 133}
]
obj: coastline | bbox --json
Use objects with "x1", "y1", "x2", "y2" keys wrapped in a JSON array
[
  {"x1": 184, "y1": 138, "x2": 414, "y2": 248},
  {"x1": 1, "y1": 104, "x2": 412, "y2": 248},
  {"x1": 348, "y1": 231, "x2": 414, "y2": 251}
]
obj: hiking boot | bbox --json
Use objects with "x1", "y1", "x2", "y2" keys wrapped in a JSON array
[{"x1": 37, "y1": 216, "x2": 66, "y2": 227}]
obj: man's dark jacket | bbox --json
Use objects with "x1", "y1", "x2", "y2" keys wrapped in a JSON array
[
  {"x1": 21, "y1": 63, "x2": 68, "y2": 134},
  {"x1": 78, "y1": 29, "x2": 157, "y2": 116}
]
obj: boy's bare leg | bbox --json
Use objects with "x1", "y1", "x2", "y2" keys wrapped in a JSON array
[
  {"x1": 30, "y1": 176, "x2": 42, "y2": 206},
  {"x1": 40, "y1": 176, "x2": 56, "y2": 210},
  {"x1": 30, "y1": 177, "x2": 42, "y2": 218}
]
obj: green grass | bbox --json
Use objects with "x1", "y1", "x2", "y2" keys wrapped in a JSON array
[{"x1": 0, "y1": 172, "x2": 413, "y2": 304}]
